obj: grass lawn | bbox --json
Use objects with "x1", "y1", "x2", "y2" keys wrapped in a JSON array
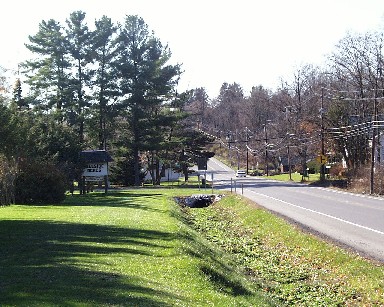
[
  {"x1": 254, "y1": 172, "x2": 320, "y2": 183},
  {"x1": 1, "y1": 187, "x2": 383, "y2": 306},
  {"x1": 0, "y1": 189, "x2": 271, "y2": 306}
]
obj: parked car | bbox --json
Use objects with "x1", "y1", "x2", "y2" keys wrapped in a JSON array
[{"x1": 235, "y1": 170, "x2": 246, "y2": 177}]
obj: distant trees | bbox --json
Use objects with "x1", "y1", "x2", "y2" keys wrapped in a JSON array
[
  {"x1": 196, "y1": 26, "x2": 384, "y2": 189},
  {"x1": 327, "y1": 31, "x2": 384, "y2": 171},
  {"x1": 213, "y1": 82, "x2": 244, "y2": 132},
  {"x1": 243, "y1": 86, "x2": 273, "y2": 132},
  {"x1": 185, "y1": 87, "x2": 210, "y2": 127}
]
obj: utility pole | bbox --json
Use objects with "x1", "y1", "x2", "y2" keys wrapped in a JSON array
[
  {"x1": 227, "y1": 131, "x2": 232, "y2": 167},
  {"x1": 370, "y1": 96, "x2": 378, "y2": 194},
  {"x1": 245, "y1": 127, "x2": 249, "y2": 174},
  {"x1": 285, "y1": 106, "x2": 294, "y2": 181},
  {"x1": 287, "y1": 134, "x2": 292, "y2": 180},
  {"x1": 264, "y1": 123, "x2": 269, "y2": 176},
  {"x1": 320, "y1": 88, "x2": 326, "y2": 181}
]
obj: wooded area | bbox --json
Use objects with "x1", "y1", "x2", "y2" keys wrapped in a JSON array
[
  {"x1": 0, "y1": 12, "x2": 214, "y2": 205},
  {"x1": 1, "y1": 11, "x2": 384, "y2": 205},
  {"x1": 193, "y1": 30, "x2": 384, "y2": 193}
]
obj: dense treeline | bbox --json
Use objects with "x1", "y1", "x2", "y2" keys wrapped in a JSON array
[
  {"x1": 2, "y1": 13, "x2": 384, "y2": 204},
  {"x1": 0, "y1": 12, "x2": 214, "y2": 204}
]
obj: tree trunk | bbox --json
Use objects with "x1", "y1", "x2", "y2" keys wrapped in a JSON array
[
  {"x1": 155, "y1": 157, "x2": 161, "y2": 185},
  {"x1": 182, "y1": 162, "x2": 189, "y2": 182}
]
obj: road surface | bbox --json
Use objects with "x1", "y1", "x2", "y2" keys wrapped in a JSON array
[{"x1": 204, "y1": 158, "x2": 384, "y2": 262}]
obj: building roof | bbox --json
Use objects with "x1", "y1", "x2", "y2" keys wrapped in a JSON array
[{"x1": 80, "y1": 150, "x2": 113, "y2": 163}]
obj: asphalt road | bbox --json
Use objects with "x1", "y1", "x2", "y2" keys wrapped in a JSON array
[{"x1": 205, "y1": 157, "x2": 384, "y2": 262}]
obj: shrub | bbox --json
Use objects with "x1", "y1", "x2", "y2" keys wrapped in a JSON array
[
  {"x1": 349, "y1": 165, "x2": 384, "y2": 195},
  {"x1": 307, "y1": 160, "x2": 320, "y2": 174},
  {"x1": 329, "y1": 163, "x2": 345, "y2": 179},
  {"x1": 15, "y1": 161, "x2": 67, "y2": 204},
  {"x1": 249, "y1": 170, "x2": 263, "y2": 176}
]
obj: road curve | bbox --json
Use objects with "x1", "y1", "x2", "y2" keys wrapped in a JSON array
[{"x1": 207, "y1": 157, "x2": 384, "y2": 262}]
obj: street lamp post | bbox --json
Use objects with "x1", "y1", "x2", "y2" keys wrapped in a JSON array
[{"x1": 245, "y1": 127, "x2": 249, "y2": 174}]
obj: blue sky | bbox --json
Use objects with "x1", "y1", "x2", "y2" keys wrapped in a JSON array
[{"x1": 1, "y1": 0, "x2": 384, "y2": 97}]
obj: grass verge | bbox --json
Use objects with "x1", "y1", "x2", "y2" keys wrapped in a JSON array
[
  {"x1": 0, "y1": 189, "x2": 271, "y2": 306},
  {"x1": 265, "y1": 172, "x2": 319, "y2": 183},
  {"x1": 183, "y1": 193, "x2": 384, "y2": 306}
]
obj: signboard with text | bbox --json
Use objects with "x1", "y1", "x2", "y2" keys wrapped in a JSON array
[{"x1": 83, "y1": 163, "x2": 108, "y2": 177}]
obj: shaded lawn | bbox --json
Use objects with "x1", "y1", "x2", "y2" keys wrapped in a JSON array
[{"x1": 0, "y1": 190, "x2": 270, "y2": 306}]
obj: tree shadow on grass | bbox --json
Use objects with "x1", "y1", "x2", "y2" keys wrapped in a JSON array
[
  {"x1": 50, "y1": 191, "x2": 166, "y2": 213},
  {"x1": 174, "y1": 205, "x2": 269, "y2": 304},
  {"x1": 200, "y1": 265, "x2": 252, "y2": 296},
  {"x1": 0, "y1": 219, "x2": 182, "y2": 306}
]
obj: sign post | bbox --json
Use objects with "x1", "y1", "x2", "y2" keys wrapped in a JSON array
[
  {"x1": 197, "y1": 157, "x2": 207, "y2": 170},
  {"x1": 80, "y1": 150, "x2": 113, "y2": 194},
  {"x1": 317, "y1": 154, "x2": 327, "y2": 182}
]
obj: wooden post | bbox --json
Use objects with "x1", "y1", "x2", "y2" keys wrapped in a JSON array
[
  {"x1": 104, "y1": 175, "x2": 108, "y2": 194},
  {"x1": 82, "y1": 176, "x2": 86, "y2": 195}
]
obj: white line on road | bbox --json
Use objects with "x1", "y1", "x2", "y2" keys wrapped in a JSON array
[{"x1": 247, "y1": 189, "x2": 384, "y2": 236}]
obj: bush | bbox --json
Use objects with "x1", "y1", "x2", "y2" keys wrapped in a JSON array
[
  {"x1": 349, "y1": 165, "x2": 384, "y2": 195},
  {"x1": 268, "y1": 169, "x2": 280, "y2": 176},
  {"x1": 307, "y1": 160, "x2": 320, "y2": 174},
  {"x1": 15, "y1": 161, "x2": 67, "y2": 204},
  {"x1": 329, "y1": 163, "x2": 345, "y2": 179},
  {"x1": 249, "y1": 170, "x2": 263, "y2": 176}
]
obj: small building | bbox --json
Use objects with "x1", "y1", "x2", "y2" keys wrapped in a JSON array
[{"x1": 143, "y1": 163, "x2": 180, "y2": 182}]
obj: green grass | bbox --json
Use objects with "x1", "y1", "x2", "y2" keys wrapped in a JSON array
[
  {"x1": 184, "y1": 194, "x2": 384, "y2": 306},
  {"x1": 265, "y1": 172, "x2": 320, "y2": 183},
  {"x1": 0, "y1": 189, "x2": 271, "y2": 306},
  {"x1": 1, "y1": 188, "x2": 383, "y2": 306}
]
